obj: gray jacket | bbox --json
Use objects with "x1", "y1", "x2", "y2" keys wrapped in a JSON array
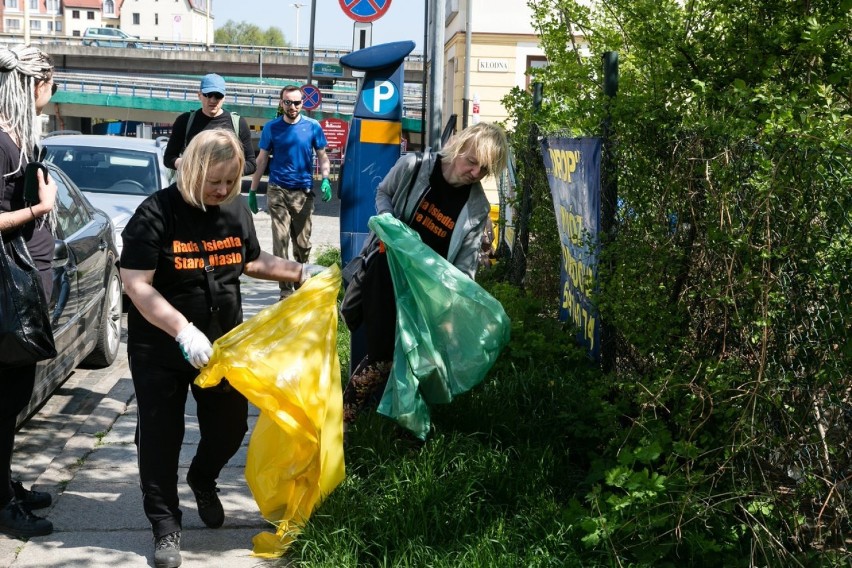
[{"x1": 368, "y1": 149, "x2": 490, "y2": 278}]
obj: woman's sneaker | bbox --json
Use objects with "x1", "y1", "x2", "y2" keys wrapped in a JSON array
[
  {"x1": 154, "y1": 531, "x2": 181, "y2": 568},
  {"x1": 0, "y1": 498, "x2": 53, "y2": 539},
  {"x1": 186, "y1": 473, "x2": 224, "y2": 528},
  {"x1": 12, "y1": 480, "x2": 52, "y2": 510}
]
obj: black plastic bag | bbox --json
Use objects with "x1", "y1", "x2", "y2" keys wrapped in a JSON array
[
  {"x1": 0, "y1": 233, "x2": 56, "y2": 366},
  {"x1": 340, "y1": 243, "x2": 380, "y2": 331}
]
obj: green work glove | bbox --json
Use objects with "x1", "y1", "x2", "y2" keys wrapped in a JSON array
[
  {"x1": 321, "y1": 178, "x2": 332, "y2": 202},
  {"x1": 248, "y1": 190, "x2": 258, "y2": 214}
]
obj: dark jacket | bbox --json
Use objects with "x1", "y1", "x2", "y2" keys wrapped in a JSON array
[{"x1": 164, "y1": 110, "x2": 257, "y2": 175}]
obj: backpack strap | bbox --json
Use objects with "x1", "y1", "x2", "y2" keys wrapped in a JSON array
[
  {"x1": 410, "y1": 151, "x2": 422, "y2": 192},
  {"x1": 183, "y1": 110, "x2": 196, "y2": 151},
  {"x1": 183, "y1": 110, "x2": 240, "y2": 151},
  {"x1": 401, "y1": 151, "x2": 424, "y2": 223}
]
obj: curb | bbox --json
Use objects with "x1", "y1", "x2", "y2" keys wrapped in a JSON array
[{"x1": 33, "y1": 366, "x2": 136, "y2": 512}]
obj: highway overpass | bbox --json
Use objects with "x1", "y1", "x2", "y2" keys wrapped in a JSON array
[
  {"x1": 40, "y1": 41, "x2": 425, "y2": 84},
  {"x1": 25, "y1": 37, "x2": 425, "y2": 139}
]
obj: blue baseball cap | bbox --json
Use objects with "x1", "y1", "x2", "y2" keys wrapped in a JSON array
[{"x1": 200, "y1": 73, "x2": 226, "y2": 95}]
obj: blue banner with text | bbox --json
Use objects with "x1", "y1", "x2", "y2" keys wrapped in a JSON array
[{"x1": 541, "y1": 137, "x2": 601, "y2": 360}]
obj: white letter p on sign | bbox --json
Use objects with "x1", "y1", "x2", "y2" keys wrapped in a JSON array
[{"x1": 372, "y1": 81, "x2": 396, "y2": 113}]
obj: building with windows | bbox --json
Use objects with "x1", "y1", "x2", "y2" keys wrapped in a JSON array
[
  {"x1": 0, "y1": 0, "x2": 212, "y2": 43},
  {"x1": 1, "y1": 0, "x2": 63, "y2": 36},
  {"x1": 439, "y1": 0, "x2": 548, "y2": 129}
]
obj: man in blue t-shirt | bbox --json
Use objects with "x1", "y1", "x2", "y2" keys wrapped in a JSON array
[{"x1": 249, "y1": 86, "x2": 330, "y2": 299}]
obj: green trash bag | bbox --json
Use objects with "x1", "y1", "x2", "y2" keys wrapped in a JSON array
[{"x1": 368, "y1": 214, "x2": 511, "y2": 440}]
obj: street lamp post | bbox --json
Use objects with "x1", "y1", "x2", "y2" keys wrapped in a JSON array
[
  {"x1": 206, "y1": 0, "x2": 211, "y2": 49},
  {"x1": 290, "y1": 2, "x2": 306, "y2": 48}
]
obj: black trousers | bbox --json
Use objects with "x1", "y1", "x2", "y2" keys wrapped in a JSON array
[
  {"x1": 362, "y1": 251, "x2": 396, "y2": 362},
  {"x1": 0, "y1": 363, "x2": 36, "y2": 506},
  {"x1": 0, "y1": 264, "x2": 50, "y2": 506},
  {"x1": 129, "y1": 353, "x2": 248, "y2": 538}
]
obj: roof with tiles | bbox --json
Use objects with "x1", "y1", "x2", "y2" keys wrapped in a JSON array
[{"x1": 64, "y1": 0, "x2": 102, "y2": 8}]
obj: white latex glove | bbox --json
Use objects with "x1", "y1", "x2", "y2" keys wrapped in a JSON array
[
  {"x1": 300, "y1": 263, "x2": 326, "y2": 283},
  {"x1": 175, "y1": 322, "x2": 213, "y2": 369}
]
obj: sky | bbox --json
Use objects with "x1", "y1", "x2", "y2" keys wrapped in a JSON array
[{"x1": 214, "y1": 0, "x2": 426, "y2": 55}]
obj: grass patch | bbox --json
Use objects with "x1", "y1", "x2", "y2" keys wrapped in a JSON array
[{"x1": 278, "y1": 278, "x2": 616, "y2": 567}]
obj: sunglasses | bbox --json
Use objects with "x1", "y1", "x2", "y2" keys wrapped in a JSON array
[
  {"x1": 203, "y1": 92, "x2": 225, "y2": 100},
  {"x1": 281, "y1": 99, "x2": 303, "y2": 107},
  {"x1": 51, "y1": 83, "x2": 57, "y2": 95}
]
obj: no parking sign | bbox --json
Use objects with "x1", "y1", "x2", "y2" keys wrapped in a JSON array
[
  {"x1": 339, "y1": 0, "x2": 392, "y2": 23},
  {"x1": 300, "y1": 84, "x2": 322, "y2": 111}
]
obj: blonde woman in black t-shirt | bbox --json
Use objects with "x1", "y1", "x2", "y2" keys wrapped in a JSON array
[
  {"x1": 121, "y1": 129, "x2": 321, "y2": 568},
  {"x1": 0, "y1": 44, "x2": 58, "y2": 540},
  {"x1": 342, "y1": 122, "x2": 509, "y2": 435}
]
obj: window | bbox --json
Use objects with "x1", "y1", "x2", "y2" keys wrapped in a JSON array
[
  {"x1": 43, "y1": 146, "x2": 159, "y2": 195},
  {"x1": 53, "y1": 177, "x2": 91, "y2": 238},
  {"x1": 46, "y1": 0, "x2": 59, "y2": 12},
  {"x1": 445, "y1": 0, "x2": 458, "y2": 24},
  {"x1": 72, "y1": 9, "x2": 79, "y2": 18},
  {"x1": 4, "y1": 0, "x2": 18, "y2": 9},
  {"x1": 104, "y1": 0, "x2": 114, "y2": 15},
  {"x1": 155, "y1": 14, "x2": 159, "y2": 25},
  {"x1": 525, "y1": 55, "x2": 548, "y2": 90},
  {"x1": 47, "y1": 21, "x2": 53, "y2": 32},
  {"x1": 5, "y1": 18, "x2": 20, "y2": 30},
  {"x1": 55, "y1": 20, "x2": 62, "y2": 32},
  {"x1": 30, "y1": 19, "x2": 40, "y2": 30},
  {"x1": 87, "y1": 11, "x2": 95, "y2": 19},
  {"x1": 132, "y1": 13, "x2": 140, "y2": 25},
  {"x1": 28, "y1": 0, "x2": 37, "y2": 9},
  {"x1": 72, "y1": 29, "x2": 80, "y2": 37}
]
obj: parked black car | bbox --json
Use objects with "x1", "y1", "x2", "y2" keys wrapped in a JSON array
[{"x1": 16, "y1": 163, "x2": 122, "y2": 427}]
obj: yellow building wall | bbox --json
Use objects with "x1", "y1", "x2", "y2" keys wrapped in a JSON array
[{"x1": 444, "y1": 32, "x2": 541, "y2": 201}]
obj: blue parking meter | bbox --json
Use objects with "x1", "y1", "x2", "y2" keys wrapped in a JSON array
[
  {"x1": 339, "y1": 40, "x2": 415, "y2": 374},
  {"x1": 339, "y1": 40, "x2": 415, "y2": 266}
]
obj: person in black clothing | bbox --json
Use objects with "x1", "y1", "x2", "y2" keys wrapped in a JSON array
[
  {"x1": 0, "y1": 44, "x2": 58, "y2": 539},
  {"x1": 163, "y1": 73, "x2": 257, "y2": 175},
  {"x1": 342, "y1": 123, "x2": 508, "y2": 431},
  {"x1": 121, "y1": 129, "x2": 321, "y2": 568}
]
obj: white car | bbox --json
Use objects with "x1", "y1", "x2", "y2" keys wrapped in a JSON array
[
  {"x1": 81, "y1": 27, "x2": 141, "y2": 48},
  {"x1": 41, "y1": 135, "x2": 174, "y2": 258}
]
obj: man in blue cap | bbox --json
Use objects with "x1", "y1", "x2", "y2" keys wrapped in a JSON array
[{"x1": 164, "y1": 73, "x2": 257, "y2": 175}]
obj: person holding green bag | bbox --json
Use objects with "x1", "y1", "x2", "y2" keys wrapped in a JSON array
[
  {"x1": 342, "y1": 122, "x2": 508, "y2": 431},
  {"x1": 249, "y1": 86, "x2": 331, "y2": 300}
]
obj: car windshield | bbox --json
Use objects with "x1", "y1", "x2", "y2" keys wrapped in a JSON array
[{"x1": 43, "y1": 145, "x2": 160, "y2": 196}]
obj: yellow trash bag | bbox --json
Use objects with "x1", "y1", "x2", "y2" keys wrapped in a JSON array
[{"x1": 195, "y1": 266, "x2": 345, "y2": 558}]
